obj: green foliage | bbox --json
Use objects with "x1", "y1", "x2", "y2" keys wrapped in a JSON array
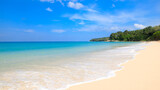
[
  {"x1": 90, "y1": 25, "x2": 160, "y2": 41},
  {"x1": 90, "y1": 37, "x2": 110, "y2": 41},
  {"x1": 149, "y1": 31, "x2": 160, "y2": 40},
  {"x1": 109, "y1": 25, "x2": 160, "y2": 41}
]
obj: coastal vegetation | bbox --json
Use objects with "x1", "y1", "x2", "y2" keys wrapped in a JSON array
[
  {"x1": 90, "y1": 37, "x2": 110, "y2": 41},
  {"x1": 90, "y1": 25, "x2": 160, "y2": 41}
]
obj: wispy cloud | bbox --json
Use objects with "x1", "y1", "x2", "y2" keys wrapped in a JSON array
[
  {"x1": 134, "y1": 24, "x2": 146, "y2": 29},
  {"x1": 63, "y1": 9, "x2": 150, "y2": 32},
  {"x1": 79, "y1": 21, "x2": 85, "y2": 25},
  {"x1": 24, "y1": 29, "x2": 34, "y2": 33},
  {"x1": 51, "y1": 29, "x2": 65, "y2": 33},
  {"x1": 77, "y1": 24, "x2": 134, "y2": 32},
  {"x1": 57, "y1": 0, "x2": 64, "y2": 6},
  {"x1": 110, "y1": 26, "x2": 134, "y2": 31},
  {"x1": 40, "y1": 0, "x2": 54, "y2": 3},
  {"x1": 85, "y1": 8, "x2": 97, "y2": 12},
  {"x1": 46, "y1": 7, "x2": 53, "y2": 12},
  {"x1": 112, "y1": 4, "x2": 116, "y2": 8},
  {"x1": 40, "y1": 0, "x2": 159, "y2": 33},
  {"x1": 40, "y1": 0, "x2": 64, "y2": 5},
  {"x1": 64, "y1": 11, "x2": 140, "y2": 24}
]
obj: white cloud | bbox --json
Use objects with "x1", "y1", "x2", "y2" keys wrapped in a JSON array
[
  {"x1": 134, "y1": 24, "x2": 146, "y2": 29},
  {"x1": 51, "y1": 29, "x2": 65, "y2": 33},
  {"x1": 24, "y1": 29, "x2": 34, "y2": 33},
  {"x1": 40, "y1": 0, "x2": 54, "y2": 3},
  {"x1": 40, "y1": 0, "x2": 97, "y2": 12},
  {"x1": 67, "y1": 2, "x2": 84, "y2": 9},
  {"x1": 67, "y1": 2, "x2": 97, "y2": 12},
  {"x1": 46, "y1": 7, "x2": 53, "y2": 12},
  {"x1": 63, "y1": 1, "x2": 158, "y2": 32}
]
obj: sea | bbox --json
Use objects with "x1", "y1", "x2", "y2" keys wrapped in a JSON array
[{"x1": 0, "y1": 42, "x2": 147, "y2": 90}]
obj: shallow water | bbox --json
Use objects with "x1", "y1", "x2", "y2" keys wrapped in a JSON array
[{"x1": 0, "y1": 42, "x2": 146, "y2": 90}]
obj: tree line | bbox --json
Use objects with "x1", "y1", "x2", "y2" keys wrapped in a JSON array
[{"x1": 90, "y1": 25, "x2": 160, "y2": 41}]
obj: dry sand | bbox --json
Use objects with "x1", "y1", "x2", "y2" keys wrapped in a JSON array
[{"x1": 67, "y1": 41, "x2": 160, "y2": 90}]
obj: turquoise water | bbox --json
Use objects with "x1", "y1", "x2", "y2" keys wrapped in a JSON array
[
  {"x1": 0, "y1": 42, "x2": 137, "y2": 53},
  {"x1": 0, "y1": 42, "x2": 137, "y2": 70},
  {"x1": 0, "y1": 42, "x2": 138, "y2": 60},
  {"x1": 0, "y1": 42, "x2": 144, "y2": 90}
]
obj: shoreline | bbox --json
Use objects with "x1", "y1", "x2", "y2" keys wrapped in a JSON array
[
  {"x1": 0, "y1": 42, "x2": 151, "y2": 90},
  {"x1": 67, "y1": 41, "x2": 160, "y2": 90},
  {"x1": 59, "y1": 42, "x2": 147, "y2": 90},
  {"x1": 0, "y1": 43, "x2": 145, "y2": 90},
  {"x1": 56, "y1": 42, "x2": 148, "y2": 90}
]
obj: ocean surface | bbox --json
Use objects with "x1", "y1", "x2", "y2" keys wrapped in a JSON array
[{"x1": 0, "y1": 42, "x2": 147, "y2": 90}]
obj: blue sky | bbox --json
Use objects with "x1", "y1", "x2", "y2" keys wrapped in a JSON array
[{"x1": 0, "y1": 0, "x2": 160, "y2": 41}]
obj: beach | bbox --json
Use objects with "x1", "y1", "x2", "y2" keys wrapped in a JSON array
[
  {"x1": 67, "y1": 41, "x2": 160, "y2": 90},
  {"x1": 1, "y1": 0, "x2": 160, "y2": 89}
]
